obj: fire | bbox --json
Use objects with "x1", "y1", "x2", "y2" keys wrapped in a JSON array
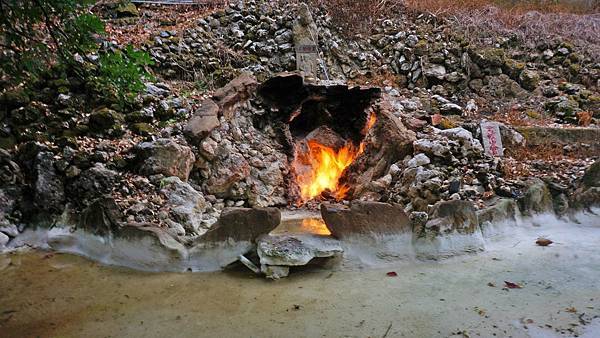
[
  {"x1": 297, "y1": 140, "x2": 362, "y2": 200},
  {"x1": 301, "y1": 218, "x2": 331, "y2": 235},
  {"x1": 295, "y1": 112, "x2": 376, "y2": 202}
]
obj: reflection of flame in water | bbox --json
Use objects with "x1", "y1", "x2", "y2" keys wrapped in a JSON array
[
  {"x1": 295, "y1": 113, "x2": 376, "y2": 202},
  {"x1": 301, "y1": 218, "x2": 331, "y2": 235}
]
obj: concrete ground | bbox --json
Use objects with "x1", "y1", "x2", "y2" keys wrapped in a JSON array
[{"x1": 1, "y1": 214, "x2": 599, "y2": 338}]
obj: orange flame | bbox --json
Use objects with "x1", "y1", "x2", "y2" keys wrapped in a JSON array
[
  {"x1": 301, "y1": 218, "x2": 332, "y2": 235},
  {"x1": 295, "y1": 113, "x2": 376, "y2": 202}
]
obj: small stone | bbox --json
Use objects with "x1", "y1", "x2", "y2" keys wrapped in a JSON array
[{"x1": 408, "y1": 153, "x2": 431, "y2": 168}]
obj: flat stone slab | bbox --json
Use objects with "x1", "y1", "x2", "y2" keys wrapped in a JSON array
[
  {"x1": 321, "y1": 201, "x2": 411, "y2": 239},
  {"x1": 257, "y1": 233, "x2": 343, "y2": 266}
]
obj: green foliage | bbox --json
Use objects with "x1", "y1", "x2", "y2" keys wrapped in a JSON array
[
  {"x1": 0, "y1": 0, "x2": 153, "y2": 106},
  {"x1": 92, "y1": 46, "x2": 155, "y2": 104}
]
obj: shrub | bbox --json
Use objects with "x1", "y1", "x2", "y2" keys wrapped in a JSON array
[{"x1": 0, "y1": 0, "x2": 153, "y2": 104}]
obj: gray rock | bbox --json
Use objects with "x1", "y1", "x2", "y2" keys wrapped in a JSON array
[
  {"x1": 136, "y1": 138, "x2": 195, "y2": 181},
  {"x1": 477, "y1": 198, "x2": 520, "y2": 228},
  {"x1": 0, "y1": 232, "x2": 9, "y2": 250},
  {"x1": 519, "y1": 69, "x2": 540, "y2": 91},
  {"x1": 69, "y1": 163, "x2": 119, "y2": 205},
  {"x1": 582, "y1": 160, "x2": 600, "y2": 188},
  {"x1": 145, "y1": 83, "x2": 170, "y2": 97},
  {"x1": 440, "y1": 103, "x2": 463, "y2": 115},
  {"x1": 257, "y1": 233, "x2": 343, "y2": 266},
  {"x1": 498, "y1": 123, "x2": 526, "y2": 148},
  {"x1": 34, "y1": 151, "x2": 65, "y2": 212},
  {"x1": 418, "y1": 200, "x2": 479, "y2": 237},
  {"x1": 0, "y1": 223, "x2": 19, "y2": 237},
  {"x1": 261, "y1": 264, "x2": 290, "y2": 280},
  {"x1": 79, "y1": 197, "x2": 122, "y2": 236},
  {"x1": 321, "y1": 201, "x2": 411, "y2": 239},
  {"x1": 423, "y1": 63, "x2": 446, "y2": 80},
  {"x1": 518, "y1": 179, "x2": 553, "y2": 216},
  {"x1": 161, "y1": 176, "x2": 207, "y2": 234},
  {"x1": 438, "y1": 127, "x2": 484, "y2": 156},
  {"x1": 293, "y1": 3, "x2": 319, "y2": 77},
  {"x1": 184, "y1": 99, "x2": 220, "y2": 144},
  {"x1": 199, "y1": 207, "x2": 280, "y2": 243},
  {"x1": 413, "y1": 139, "x2": 452, "y2": 159},
  {"x1": 407, "y1": 153, "x2": 431, "y2": 168}
]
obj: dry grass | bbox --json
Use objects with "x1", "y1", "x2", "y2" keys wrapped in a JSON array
[
  {"x1": 403, "y1": 0, "x2": 600, "y2": 58},
  {"x1": 489, "y1": 105, "x2": 553, "y2": 127},
  {"x1": 403, "y1": 0, "x2": 598, "y2": 15},
  {"x1": 577, "y1": 111, "x2": 593, "y2": 126},
  {"x1": 309, "y1": 0, "x2": 402, "y2": 36},
  {"x1": 314, "y1": 0, "x2": 599, "y2": 58}
]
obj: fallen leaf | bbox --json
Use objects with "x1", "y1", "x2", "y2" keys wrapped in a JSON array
[
  {"x1": 504, "y1": 281, "x2": 522, "y2": 289},
  {"x1": 487, "y1": 282, "x2": 496, "y2": 287},
  {"x1": 536, "y1": 238, "x2": 553, "y2": 246},
  {"x1": 566, "y1": 307, "x2": 577, "y2": 313},
  {"x1": 386, "y1": 271, "x2": 398, "y2": 277}
]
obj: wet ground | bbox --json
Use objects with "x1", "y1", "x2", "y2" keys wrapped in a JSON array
[{"x1": 1, "y1": 216, "x2": 600, "y2": 338}]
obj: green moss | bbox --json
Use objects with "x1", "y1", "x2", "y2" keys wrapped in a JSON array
[
  {"x1": 569, "y1": 63, "x2": 581, "y2": 76},
  {"x1": 413, "y1": 40, "x2": 429, "y2": 56},
  {"x1": 526, "y1": 110, "x2": 541, "y2": 119},
  {"x1": 473, "y1": 48, "x2": 506, "y2": 68},
  {"x1": 130, "y1": 122, "x2": 154, "y2": 136},
  {"x1": 116, "y1": 1, "x2": 139, "y2": 18},
  {"x1": 503, "y1": 59, "x2": 525, "y2": 79}
]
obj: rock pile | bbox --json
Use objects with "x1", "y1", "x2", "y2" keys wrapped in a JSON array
[{"x1": 142, "y1": 0, "x2": 598, "y2": 125}]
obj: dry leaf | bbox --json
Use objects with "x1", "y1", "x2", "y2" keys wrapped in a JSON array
[
  {"x1": 504, "y1": 281, "x2": 522, "y2": 289},
  {"x1": 536, "y1": 238, "x2": 553, "y2": 246}
]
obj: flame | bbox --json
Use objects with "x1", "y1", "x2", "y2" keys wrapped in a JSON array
[
  {"x1": 295, "y1": 112, "x2": 376, "y2": 202},
  {"x1": 363, "y1": 112, "x2": 377, "y2": 134},
  {"x1": 297, "y1": 140, "x2": 361, "y2": 200},
  {"x1": 301, "y1": 218, "x2": 331, "y2": 235}
]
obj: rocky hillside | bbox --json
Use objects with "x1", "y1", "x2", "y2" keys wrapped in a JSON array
[{"x1": 0, "y1": 0, "x2": 599, "y2": 251}]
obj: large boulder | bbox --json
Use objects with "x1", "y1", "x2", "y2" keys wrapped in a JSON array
[
  {"x1": 187, "y1": 207, "x2": 280, "y2": 272},
  {"x1": 160, "y1": 176, "x2": 207, "y2": 234},
  {"x1": 0, "y1": 232, "x2": 9, "y2": 251},
  {"x1": 257, "y1": 234, "x2": 342, "y2": 278},
  {"x1": 342, "y1": 102, "x2": 416, "y2": 199},
  {"x1": 518, "y1": 178, "x2": 553, "y2": 216},
  {"x1": 198, "y1": 207, "x2": 280, "y2": 243},
  {"x1": 184, "y1": 99, "x2": 220, "y2": 144},
  {"x1": 88, "y1": 107, "x2": 124, "y2": 133},
  {"x1": 135, "y1": 138, "x2": 195, "y2": 181},
  {"x1": 571, "y1": 160, "x2": 600, "y2": 210},
  {"x1": 418, "y1": 200, "x2": 479, "y2": 238},
  {"x1": 320, "y1": 201, "x2": 411, "y2": 239},
  {"x1": 33, "y1": 151, "x2": 65, "y2": 213},
  {"x1": 582, "y1": 160, "x2": 600, "y2": 188},
  {"x1": 519, "y1": 69, "x2": 540, "y2": 91},
  {"x1": 68, "y1": 163, "x2": 119, "y2": 206},
  {"x1": 414, "y1": 200, "x2": 484, "y2": 258},
  {"x1": 204, "y1": 152, "x2": 250, "y2": 198},
  {"x1": 212, "y1": 73, "x2": 257, "y2": 119},
  {"x1": 477, "y1": 198, "x2": 520, "y2": 236},
  {"x1": 78, "y1": 197, "x2": 123, "y2": 236},
  {"x1": 115, "y1": 1, "x2": 139, "y2": 18}
]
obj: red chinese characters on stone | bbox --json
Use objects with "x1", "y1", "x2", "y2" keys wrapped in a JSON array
[{"x1": 486, "y1": 126, "x2": 499, "y2": 156}]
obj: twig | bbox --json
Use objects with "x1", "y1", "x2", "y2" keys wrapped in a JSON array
[{"x1": 382, "y1": 322, "x2": 392, "y2": 338}]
